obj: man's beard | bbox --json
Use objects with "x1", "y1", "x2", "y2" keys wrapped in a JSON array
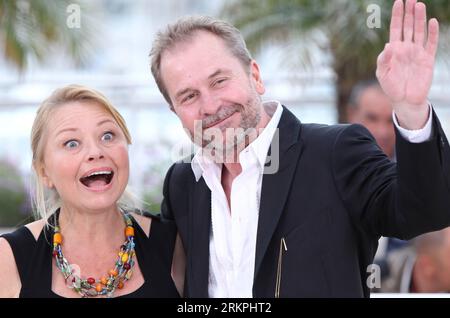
[{"x1": 189, "y1": 90, "x2": 262, "y2": 162}]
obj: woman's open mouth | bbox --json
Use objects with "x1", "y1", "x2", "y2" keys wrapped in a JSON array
[{"x1": 79, "y1": 170, "x2": 114, "y2": 191}]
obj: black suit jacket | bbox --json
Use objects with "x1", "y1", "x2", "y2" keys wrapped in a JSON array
[{"x1": 161, "y1": 106, "x2": 450, "y2": 297}]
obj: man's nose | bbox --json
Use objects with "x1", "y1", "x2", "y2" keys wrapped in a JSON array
[{"x1": 199, "y1": 91, "x2": 220, "y2": 116}]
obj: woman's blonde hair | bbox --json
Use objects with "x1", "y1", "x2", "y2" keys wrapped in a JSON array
[{"x1": 30, "y1": 84, "x2": 137, "y2": 221}]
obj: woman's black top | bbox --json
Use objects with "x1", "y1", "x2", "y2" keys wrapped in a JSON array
[{"x1": 1, "y1": 211, "x2": 180, "y2": 298}]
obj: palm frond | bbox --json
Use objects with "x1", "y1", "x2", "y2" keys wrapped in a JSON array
[{"x1": 0, "y1": 0, "x2": 95, "y2": 71}]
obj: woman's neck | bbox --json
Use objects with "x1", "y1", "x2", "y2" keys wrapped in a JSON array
[{"x1": 57, "y1": 204, "x2": 125, "y2": 247}]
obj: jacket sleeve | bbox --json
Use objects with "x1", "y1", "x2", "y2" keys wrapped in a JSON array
[{"x1": 332, "y1": 110, "x2": 450, "y2": 240}]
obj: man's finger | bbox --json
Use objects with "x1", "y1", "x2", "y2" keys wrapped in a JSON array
[
  {"x1": 390, "y1": 0, "x2": 404, "y2": 42},
  {"x1": 426, "y1": 18, "x2": 440, "y2": 57},
  {"x1": 414, "y1": 2, "x2": 426, "y2": 46},
  {"x1": 403, "y1": 0, "x2": 417, "y2": 42}
]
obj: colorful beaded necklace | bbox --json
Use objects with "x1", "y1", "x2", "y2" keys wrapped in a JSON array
[{"x1": 52, "y1": 211, "x2": 136, "y2": 298}]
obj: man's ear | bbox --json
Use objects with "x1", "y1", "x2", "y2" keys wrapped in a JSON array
[{"x1": 250, "y1": 60, "x2": 265, "y2": 95}]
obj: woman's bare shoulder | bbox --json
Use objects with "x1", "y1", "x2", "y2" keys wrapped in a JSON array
[{"x1": 0, "y1": 237, "x2": 21, "y2": 297}]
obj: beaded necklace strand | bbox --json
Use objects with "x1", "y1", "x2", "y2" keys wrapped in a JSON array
[{"x1": 52, "y1": 212, "x2": 136, "y2": 298}]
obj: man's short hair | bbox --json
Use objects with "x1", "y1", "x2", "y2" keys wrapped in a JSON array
[
  {"x1": 348, "y1": 78, "x2": 383, "y2": 109},
  {"x1": 150, "y1": 16, "x2": 253, "y2": 108}
]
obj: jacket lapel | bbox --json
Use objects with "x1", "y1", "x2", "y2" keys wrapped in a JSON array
[
  {"x1": 188, "y1": 177, "x2": 211, "y2": 297},
  {"x1": 254, "y1": 106, "x2": 304, "y2": 280}
]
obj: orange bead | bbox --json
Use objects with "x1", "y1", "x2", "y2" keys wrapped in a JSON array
[
  {"x1": 53, "y1": 233, "x2": 62, "y2": 244},
  {"x1": 125, "y1": 226, "x2": 134, "y2": 237},
  {"x1": 100, "y1": 277, "x2": 108, "y2": 285},
  {"x1": 109, "y1": 269, "x2": 118, "y2": 277},
  {"x1": 95, "y1": 283, "x2": 103, "y2": 293},
  {"x1": 118, "y1": 281, "x2": 124, "y2": 289}
]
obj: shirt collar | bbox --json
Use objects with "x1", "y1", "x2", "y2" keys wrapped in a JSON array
[
  {"x1": 248, "y1": 101, "x2": 283, "y2": 171},
  {"x1": 191, "y1": 101, "x2": 283, "y2": 182}
]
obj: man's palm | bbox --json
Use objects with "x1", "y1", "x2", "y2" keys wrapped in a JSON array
[{"x1": 376, "y1": 0, "x2": 439, "y2": 109}]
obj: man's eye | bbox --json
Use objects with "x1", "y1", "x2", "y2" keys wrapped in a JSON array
[
  {"x1": 64, "y1": 140, "x2": 79, "y2": 149},
  {"x1": 102, "y1": 132, "x2": 114, "y2": 142},
  {"x1": 215, "y1": 78, "x2": 227, "y2": 85},
  {"x1": 183, "y1": 93, "x2": 196, "y2": 103}
]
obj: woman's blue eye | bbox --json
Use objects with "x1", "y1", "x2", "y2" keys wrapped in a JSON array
[
  {"x1": 102, "y1": 132, "x2": 114, "y2": 141},
  {"x1": 64, "y1": 140, "x2": 79, "y2": 149}
]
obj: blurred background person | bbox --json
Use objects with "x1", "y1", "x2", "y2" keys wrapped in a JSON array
[
  {"x1": 347, "y1": 79, "x2": 407, "y2": 279},
  {"x1": 347, "y1": 79, "x2": 395, "y2": 160},
  {"x1": 378, "y1": 227, "x2": 450, "y2": 293}
]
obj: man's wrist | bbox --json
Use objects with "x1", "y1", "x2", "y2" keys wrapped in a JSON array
[
  {"x1": 393, "y1": 102, "x2": 430, "y2": 130},
  {"x1": 393, "y1": 104, "x2": 433, "y2": 143}
]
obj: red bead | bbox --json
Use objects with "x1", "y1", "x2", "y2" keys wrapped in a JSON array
[
  {"x1": 52, "y1": 250, "x2": 58, "y2": 257},
  {"x1": 87, "y1": 277, "x2": 95, "y2": 285},
  {"x1": 72, "y1": 277, "x2": 76, "y2": 283},
  {"x1": 124, "y1": 263, "x2": 131, "y2": 270}
]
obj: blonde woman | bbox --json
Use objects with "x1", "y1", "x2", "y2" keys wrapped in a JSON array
[{"x1": 0, "y1": 85, "x2": 184, "y2": 298}]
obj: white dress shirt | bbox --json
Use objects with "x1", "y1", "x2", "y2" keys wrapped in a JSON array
[{"x1": 191, "y1": 101, "x2": 433, "y2": 298}]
